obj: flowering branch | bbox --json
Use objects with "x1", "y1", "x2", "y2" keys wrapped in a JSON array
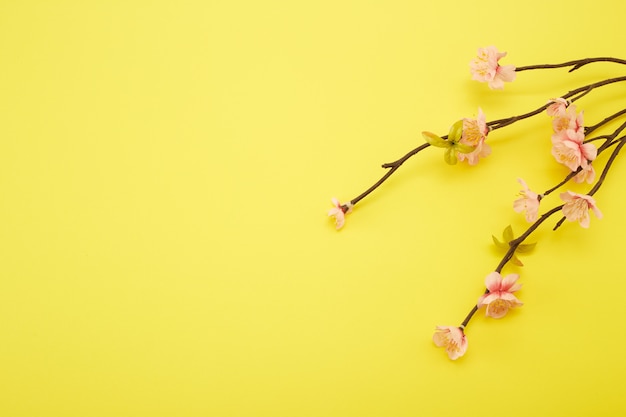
[
  {"x1": 459, "y1": 136, "x2": 626, "y2": 329},
  {"x1": 487, "y1": 75, "x2": 626, "y2": 130},
  {"x1": 327, "y1": 46, "x2": 626, "y2": 361},
  {"x1": 328, "y1": 76, "x2": 626, "y2": 229}
]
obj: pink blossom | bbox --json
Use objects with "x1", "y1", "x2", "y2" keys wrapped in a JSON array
[
  {"x1": 513, "y1": 178, "x2": 541, "y2": 222},
  {"x1": 546, "y1": 98, "x2": 570, "y2": 117},
  {"x1": 551, "y1": 130, "x2": 597, "y2": 171},
  {"x1": 458, "y1": 108, "x2": 491, "y2": 165},
  {"x1": 560, "y1": 191, "x2": 602, "y2": 228},
  {"x1": 328, "y1": 198, "x2": 353, "y2": 230},
  {"x1": 433, "y1": 326, "x2": 468, "y2": 360},
  {"x1": 552, "y1": 106, "x2": 584, "y2": 134},
  {"x1": 477, "y1": 272, "x2": 523, "y2": 319},
  {"x1": 573, "y1": 164, "x2": 596, "y2": 184},
  {"x1": 470, "y1": 46, "x2": 516, "y2": 90}
]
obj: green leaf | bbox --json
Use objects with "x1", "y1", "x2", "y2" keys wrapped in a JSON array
[
  {"x1": 422, "y1": 131, "x2": 449, "y2": 148},
  {"x1": 516, "y1": 242, "x2": 537, "y2": 254},
  {"x1": 492, "y1": 225, "x2": 537, "y2": 267},
  {"x1": 503, "y1": 225, "x2": 515, "y2": 242},
  {"x1": 511, "y1": 255, "x2": 524, "y2": 267},
  {"x1": 448, "y1": 119, "x2": 464, "y2": 142},
  {"x1": 492, "y1": 235, "x2": 508, "y2": 250},
  {"x1": 444, "y1": 147, "x2": 458, "y2": 165},
  {"x1": 454, "y1": 143, "x2": 476, "y2": 154}
]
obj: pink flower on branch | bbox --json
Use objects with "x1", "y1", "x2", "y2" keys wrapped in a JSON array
[
  {"x1": 457, "y1": 108, "x2": 491, "y2": 165},
  {"x1": 573, "y1": 164, "x2": 596, "y2": 184},
  {"x1": 513, "y1": 178, "x2": 541, "y2": 222},
  {"x1": 551, "y1": 130, "x2": 597, "y2": 171},
  {"x1": 560, "y1": 191, "x2": 602, "y2": 228},
  {"x1": 328, "y1": 198, "x2": 353, "y2": 230},
  {"x1": 422, "y1": 110, "x2": 490, "y2": 165},
  {"x1": 433, "y1": 326, "x2": 468, "y2": 360},
  {"x1": 477, "y1": 272, "x2": 523, "y2": 319},
  {"x1": 551, "y1": 106, "x2": 584, "y2": 134},
  {"x1": 546, "y1": 98, "x2": 570, "y2": 117},
  {"x1": 470, "y1": 46, "x2": 516, "y2": 90}
]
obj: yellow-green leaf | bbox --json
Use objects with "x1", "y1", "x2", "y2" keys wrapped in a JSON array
[
  {"x1": 492, "y1": 235, "x2": 508, "y2": 250},
  {"x1": 503, "y1": 225, "x2": 514, "y2": 242},
  {"x1": 516, "y1": 242, "x2": 537, "y2": 253},
  {"x1": 511, "y1": 255, "x2": 524, "y2": 267},
  {"x1": 422, "y1": 131, "x2": 449, "y2": 148},
  {"x1": 448, "y1": 119, "x2": 464, "y2": 142},
  {"x1": 444, "y1": 147, "x2": 458, "y2": 165},
  {"x1": 454, "y1": 143, "x2": 476, "y2": 154}
]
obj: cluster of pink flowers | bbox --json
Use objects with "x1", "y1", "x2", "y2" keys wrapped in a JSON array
[
  {"x1": 548, "y1": 98, "x2": 597, "y2": 183},
  {"x1": 513, "y1": 177, "x2": 602, "y2": 229},
  {"x1": 434, "y1": 272, "x2": 523, "y2": 360},
  {"x1": 330, "y1": 45, "x2": 617, "y2": 361},
  {"x1": 433, "y1": 47, "x2": 608, "y2": 360},
  {"x1": 510, "y1": 99, "x2": 603, "y2": 229}
]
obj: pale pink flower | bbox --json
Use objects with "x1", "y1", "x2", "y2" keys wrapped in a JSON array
[
  {"x1": 560, "y1": 191, "x2": 602, "y2": 228},
  {"x1": 328, "y1": 198, "x2": 353, "y2": 230},
  {"x1": 477, "y1": 272, "x2": 523, "y2": 319},
  {"x1": 433, "y1": 326, "x2": 468, "y2": 360},
  {"x1": 573, "y1": 164, "x2": 596, "y2": 184},
  {"x1": 513, "y1": 178, "x2": 541, "y2": 222},
  {"x1": 551, "y1": 130, "x2": 597, "y2": 171},
  {"x1": 546, "y1": 98, "x2": 570, "y2": 117},
  {"x1": 470, "y1": 46, "x2": 516, "y2": 90},
  {"x1": 458, "y1": 108, "x2": 491, "y2": 165},
  {"x1": 552, "y1": 106, "x2": 584, "y2": 134}
]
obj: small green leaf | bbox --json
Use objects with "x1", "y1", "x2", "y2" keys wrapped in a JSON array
[
  {"x1": 422, "y1": 131, "x2": 449, "y2": 148},
  {"x1": 448, "y1": 119, "x2": 464, "y2": 142},
  {"x1": 516, "y1": 242, "x2": 537, "y2": 254},
  {"x1": 454, "y1": 143, "x2": 476, "y2": 154},
  {"x1": 492, "y1": 235, "x2": 508, "y2": 250},
  {"x1": 444, "y1": 147, "x2": 458, "y2": 165},
  {"x1": 511, "y1": 255, "x2": 524, "y2": 267},
  {"x1": 503, "y1": 225, "x2": 515, "y2": 242},
  {"x1": 492, "y1": 225, "x2": 537, "y2": 267}
]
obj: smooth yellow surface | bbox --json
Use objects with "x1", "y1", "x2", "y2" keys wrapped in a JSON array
[{"x1": 1, "y1": 1, "x2": 626, "y2": 416}]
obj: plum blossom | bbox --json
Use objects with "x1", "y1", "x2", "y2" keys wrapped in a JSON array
[
  {"x1": 433, "y1": 325, "x2": 468, "y2": 360},
  {"x1": 573, "y1": 163, "x2": 596, "y2": 184},
  {"x1": 546, "y1": 98, "x2": 570, "y2": 117},
  {"x1": 551, "y1": 129, "x2": 597, "y2": 171},
  {"x1": 513, "y1": 178, "x2": 541, "y2": 222},
  {"x1": 548, "y1": 101, "x2": 597, "y2": 174},
  {"x1": 457, "y1": 108, "x2": 491, "y2": 165},
  {"x1": 422, "y1": 119, "x2": 477, "y2": 165},
  {"x1": 560, "y1": 191, "x2": 602, "y2": 228},
  {"x1": 552, "y1": 106, "x2": 584, "y2": 134},
  {"x1": 328, "y1": 198, "x2": 353, "y2": 230},
  {"x1": 477, "y1": 272, "x2": 523, "y2": 319},
  {"x1": 470, "y1": 46, "x2": 516, "y2": 90}
]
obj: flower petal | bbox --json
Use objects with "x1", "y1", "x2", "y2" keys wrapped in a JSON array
[
  {"x1": 501, "y1": 273, "x2": 520, "y2": 291},
  {"x1": 484, "y1": 271, "x2": 502, "y2": 292}
]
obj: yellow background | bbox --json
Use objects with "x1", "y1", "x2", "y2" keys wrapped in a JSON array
[{"x1": 1, "y1": 1, "x2": 625, "y2": 416}]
